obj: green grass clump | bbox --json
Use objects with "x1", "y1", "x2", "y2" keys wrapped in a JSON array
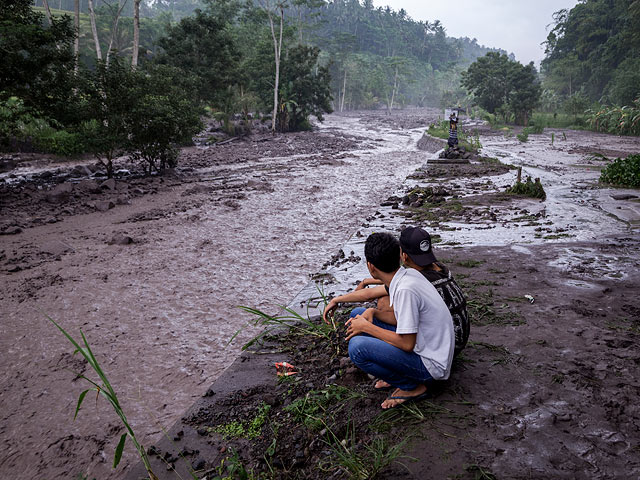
[
  {"x1": 284, "y1": 386, "x2": 362, "y2": 431},
  {"x1": 599, "y1": 154, "x2": 640, "y2": 188},
  {"x1": 507, "y1": 176, "x2": 546, "y2": 200},
  {"x1": 516, "y1": 131, "x2": 529, "y2": 143},
  {"x1": 212, "y1": 402, "x2": 271, "y2": 440}
]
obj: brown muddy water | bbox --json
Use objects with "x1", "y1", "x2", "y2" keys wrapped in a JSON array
[{"x1": 0, "y1": 110, "x2": 438, "y2": 479}]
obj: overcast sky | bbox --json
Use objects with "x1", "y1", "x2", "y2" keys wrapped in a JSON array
[{"x1": 372, "y1": 0, "x2": 580, "y2": 65}]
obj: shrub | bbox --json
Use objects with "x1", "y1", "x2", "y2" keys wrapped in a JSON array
[
  {"x1": 599, "y1": 154, "x2": 640, "y2": 188},
  {"x1": 33, "y1": 129, "x2": 85, "y2": 156},
  {"x1": 586, "y1": 99, "x2": 640, "y2": 136},
  {"x1": 516, "y1": 131, "x2": 529, "y2": 143},
  {"x1": 523, "y1": 125, "x2": 544, "y2": 135},
  {"x1": 507, "y1": 176, "x2": 546, "y2": 200}
]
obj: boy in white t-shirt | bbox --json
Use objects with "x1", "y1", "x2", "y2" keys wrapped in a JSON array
[{"x1": 342, "y1": 232, "x2": 455, "y2": 409}]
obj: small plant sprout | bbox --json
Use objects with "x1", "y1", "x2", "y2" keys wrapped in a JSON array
[{"x1": 47, "y1": 314, "x2": 158, "y2": 480}]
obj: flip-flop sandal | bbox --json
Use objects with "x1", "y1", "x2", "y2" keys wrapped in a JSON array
[{"x1": 384, "y1": 391, "x2": 429, "y2": 407}]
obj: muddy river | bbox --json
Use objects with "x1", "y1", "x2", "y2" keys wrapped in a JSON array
[{"x1": 1, "y1": 110, "x2": 639, "y2": 479}]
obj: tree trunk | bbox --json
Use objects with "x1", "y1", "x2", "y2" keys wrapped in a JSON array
[
  {"x1": 389, "y1": 65, "x2": 398, "y2": 111},
  {"x1": 340, "y1": 69, "x2": 347, "y2": 112},
  {"x1": 42, "y1": 0, "x2": 54, "y2": 26},
  {"x1": 106, "y1": 0, "x2": 127, "y2": 66},
  {"x1": 74, "y1": 0, "x2": 80, "y2": 72},
  {"x1": 88, "y1": 0, "x2": 102, "y2": 60},
  {"x1": 132, "y1": 0, "x2": 141, "y2": 67}
]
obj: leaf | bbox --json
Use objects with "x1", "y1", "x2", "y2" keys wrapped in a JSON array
[
  {"x1": 74, "y1": 389, "x2": 91, "y2": 420},
  {"x1": 113, "y1": 432, "x2": 127, "y2": 468}
]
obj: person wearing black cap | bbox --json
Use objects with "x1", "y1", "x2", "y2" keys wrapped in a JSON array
[
  {"x1": 326, "y1": 232, "x2": 455, "y2": 409},
  {"x1": 398, "y1": 226, "x2": 470, "y2": 356},
  {"x1": 331, "y1": 227, "x2": 469, "y2": 359}
]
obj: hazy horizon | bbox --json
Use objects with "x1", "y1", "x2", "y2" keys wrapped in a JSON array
[{"x1": 372, "y1": 0, "x2": 580, "y2": 66}]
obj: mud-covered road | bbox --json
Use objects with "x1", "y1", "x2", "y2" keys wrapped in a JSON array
[
  {"x1": 1, "y1": 110, "x2": 639, "y2": 479},
  {"x1": 0, "y1": 109, "x2": 439, "y2": 479}
]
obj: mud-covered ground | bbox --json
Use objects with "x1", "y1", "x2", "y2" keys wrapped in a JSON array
[{"x1": 2, "y1": 110, "x2": 640, "y2": 479}]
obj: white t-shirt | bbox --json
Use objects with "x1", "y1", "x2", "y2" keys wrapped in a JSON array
[{"x1": 389, "y1": 268, "x2": 455, "y2": 380}]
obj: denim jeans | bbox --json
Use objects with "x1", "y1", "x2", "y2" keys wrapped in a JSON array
[{"x1": 347, "y1": 307, "x2": 433, "y2": 391}]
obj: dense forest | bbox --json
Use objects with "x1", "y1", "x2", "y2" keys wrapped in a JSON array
[{"x1": 542, "y1": 0, "x2": 640, "y2": 108}]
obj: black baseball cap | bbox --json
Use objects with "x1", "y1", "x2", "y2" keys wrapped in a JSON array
[{"x1": 399, "y1": 226, "x2": 437, "y2": 266}]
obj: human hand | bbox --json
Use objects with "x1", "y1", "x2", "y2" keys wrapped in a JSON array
[
  {"x1": 355, "y1": 279, "x2": 367, "y2": 291},
  {"x1": 362, "y1": 308, "x2": 375, "y2": 323},
  {"x1": 345, "y1": 315, "x2": 370, "y2": 340},
  {"x1": 323, "y1": 298, "x2": 338, "y2": 324}
]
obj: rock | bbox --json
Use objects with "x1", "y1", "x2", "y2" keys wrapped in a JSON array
[
  {"x1": 108, "y1": 234, "x2": 133, "y2": 245},
  {"x1": 262, "y1": 393, "x2": 278, "y2": 406},
  {"x1": 203, "y1": 388, "x2": 215, "y2": 397},
  {"x1": 94, "y1": 200, "x2": 115, "y2": 212},
  {"x1": 74, "y1": 179, "x2": 101, "y2": 194},
  {"x1": 196, "y1": 427, "x2": 208, "y2": 436},
  {"x1": 100, "y1": 178, "x2": 116, "y2": 190},
  {"x1": 192, "y1": 458, "x2": 206, "y2": 470},
  {"x1": 0, "y1": 157, "x2": 16, "y2": 173},
  {"x1": 339, "y1": 357, "x2": 351, "y2": 369},
  {"x1": 70, "y1": 165, "x2": 93, "y2": 177},
  {"x1": 1, "y1": 226, "x2": 22, "y2": 235},
  {"x1": 45, "y1": 183, "x2": 74, "y2": 203},
  {"x1": 7, "y1": 265, "x2": 22, "y2": 273},
  {"x1": 409, "y1": 200, "x2": 423, "y2": 208},
  {"x1": 611, "y1": 194, "x2": 638, "y2": 201}
]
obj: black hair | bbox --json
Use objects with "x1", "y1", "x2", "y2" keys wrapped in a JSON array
[{"x1": 364, "y1": 233, "x2": 400, "y2": 273}]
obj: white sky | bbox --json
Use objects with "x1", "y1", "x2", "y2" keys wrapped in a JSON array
[{"x1": 372, "y1": 0, "x2": 580, "y2": 65}]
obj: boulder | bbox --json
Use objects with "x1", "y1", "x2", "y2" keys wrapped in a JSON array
[
  {"x1": 70, "y1": 165, "x2": 93, "y2": 177},
  {"x1": 100, "y1": 178, "x2": 117, "y2": 190},
  {"x1": 108, "y1": 234, "x2": 134, "y2": 245},
  {"x1": 45, "y1": 183, "x2": 74, "y2": 203},
  {"x1": 74, "y1": 179, "x2": 101, "y2": 194},
  {"x1": 94, "y1": 200, "x2": 115, "y2": 212}
]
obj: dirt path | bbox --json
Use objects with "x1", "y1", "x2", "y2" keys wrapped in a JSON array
[{"x1": 0, "y1": 109, "x2": 440, "y2": 479}]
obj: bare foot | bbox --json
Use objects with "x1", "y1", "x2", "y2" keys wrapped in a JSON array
[
  {"x1": 381, "y1": 385, "x2": 427, "y2": 409},
  {"x1": 374, "y1": 379, "x2": 391, "y2": 389}
]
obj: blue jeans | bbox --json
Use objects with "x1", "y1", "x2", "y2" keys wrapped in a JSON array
[{"x1": 347, "y1": 307, "x2": 433, "y2": 391}]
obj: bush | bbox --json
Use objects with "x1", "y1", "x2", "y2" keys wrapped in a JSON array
[
  {"x1": 33, "y1": 129, "x2": 85, "y2": 156},
  {"x1": 516, "y1": 131, "x2": 529, "y2": 143},
  {"x1": 599, "y1": 154, "x2": 640, "y2": 188},
  {"x1": 586, "y1": 99, "x2": 640, "y2": 136},
  {"x1": 507, "y1": 176, "x2": 546, "y2": 199},
  {"x1": 523, "y1": 125, "x2": 544, "y2": 135}
]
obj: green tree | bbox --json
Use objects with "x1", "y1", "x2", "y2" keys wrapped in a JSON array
[
  {"x1": 79, "y1": 57, "x2": 141, "y2": 177},
  {"x1": 277, "y1": 44, "x2": 332, "y2": 131},
  {"x1": 462, "y1": 53, "x2": 541, "y2": 125},
  {"x1": 461, "y1": 52, "x2": 513, "y2": 114},
  {"x1": 126, "y1": 65, "x2": 203, "y2": 173},
  {"x1": 0, "y1": 0, "x2": 77, "y2": 123},
  {"x1": 156, "y1": 6, "x2": 239, "y2": 105}
]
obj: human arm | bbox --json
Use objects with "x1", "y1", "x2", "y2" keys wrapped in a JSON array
[
  {"x1": 345, "y1": 314, "x2": 416, "y2": 352},
  {"x1": 355, "y1": 277, "x2": 384, "y2": 291},
  {"x1": 322, "y1": 285, "x2": 388, "y2": 323}
]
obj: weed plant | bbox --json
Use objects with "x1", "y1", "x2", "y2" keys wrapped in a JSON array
[
  {"x1": 507, "y1": 176, "x2": 546, "y2": 200},
  {"x1": 516, "y1": 131, "x2": 528, "y2": 143},
  {"x1": 47, "y1": 316, "x2": 159, "y2": 480},
  {"x1": 599, "y1": 154, "x2": 640, "y2": 188}
]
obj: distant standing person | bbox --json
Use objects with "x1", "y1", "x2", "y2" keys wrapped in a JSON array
[{"x1": 448, "y1": 111, "x2": 458, "y2": 147}]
